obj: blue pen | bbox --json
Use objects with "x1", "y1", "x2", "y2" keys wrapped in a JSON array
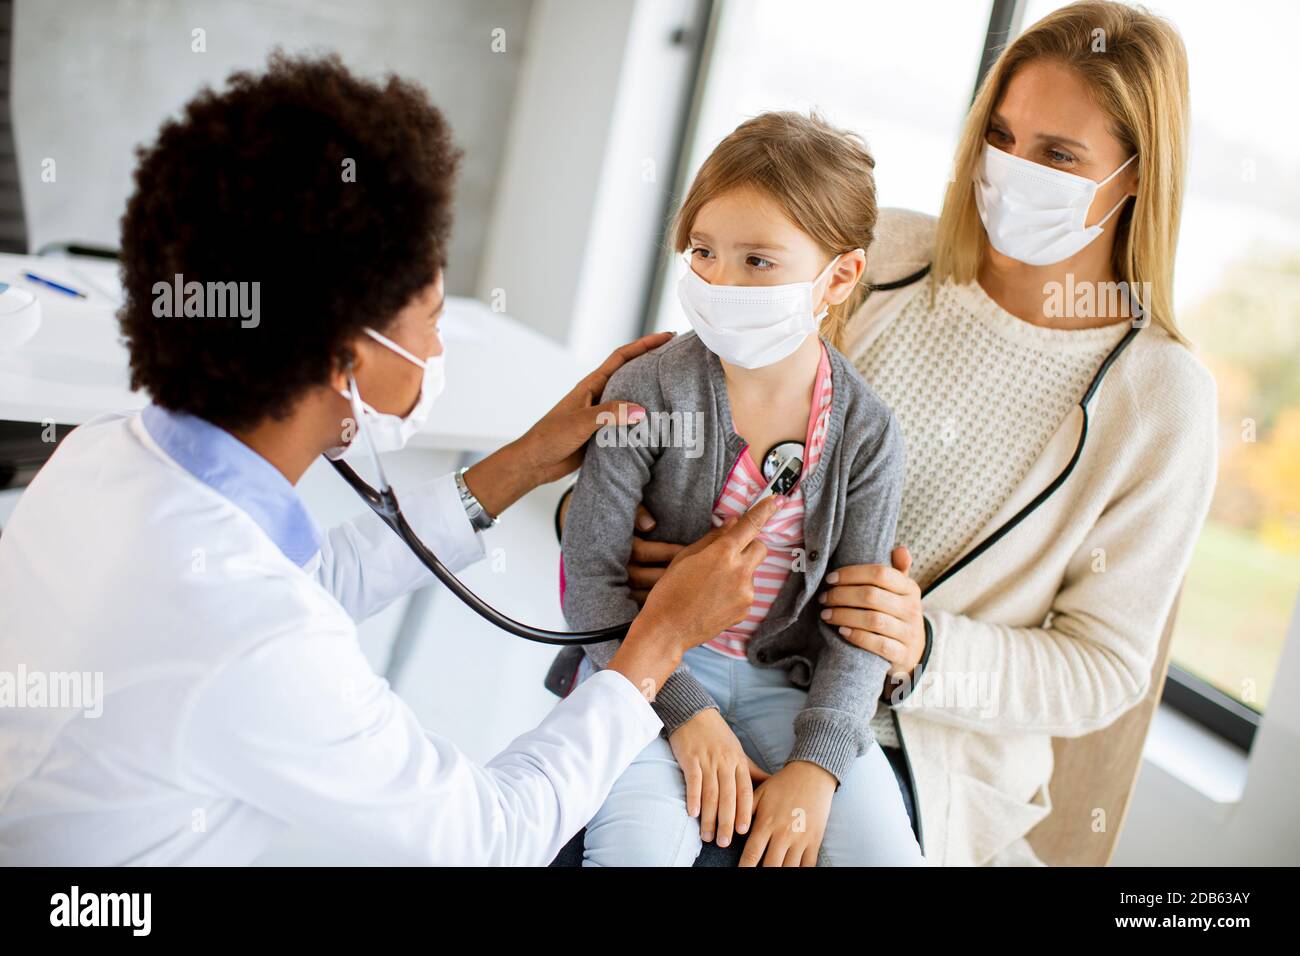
[{"x1": 24, "y1": 271, "x2": 87, "y2": 299}]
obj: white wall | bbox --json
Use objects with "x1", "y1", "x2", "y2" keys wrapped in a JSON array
[
  {"x1": 12, "y1": 0, "x2": 532, "y2": 296},
  {"x1": 477, "y1": 0, "x2": 703, "y2": 361}
]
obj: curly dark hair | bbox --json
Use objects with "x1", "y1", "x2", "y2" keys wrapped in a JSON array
[{"x1": 118, "y1": 52, "x2": 461, "y2": 431}]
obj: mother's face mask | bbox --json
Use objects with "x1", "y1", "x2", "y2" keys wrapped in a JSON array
[
  {"x1": 975, "y1": 142, "x2": 1137, "y2": 266},
  {"x1": 326, "y1": 327, "x2": 445, "y2": 460}
]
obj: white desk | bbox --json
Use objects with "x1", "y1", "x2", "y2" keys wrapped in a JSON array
[{"x1": 0, "y1": 252, "x2": 586, "y2": 450}]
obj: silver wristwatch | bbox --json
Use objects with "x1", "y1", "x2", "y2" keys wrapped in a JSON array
[{"x1": 454, "y1": 466, "x2": 499, "y2": 532}]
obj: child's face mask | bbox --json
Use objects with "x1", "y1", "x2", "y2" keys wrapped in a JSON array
[{"x1": 676, "y1": 253, "x2": 842, "y2": 369}]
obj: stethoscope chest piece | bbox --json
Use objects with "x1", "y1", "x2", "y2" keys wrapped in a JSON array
[{"x1": 759, "y1": 440, "x2": 804, "y2": 499}]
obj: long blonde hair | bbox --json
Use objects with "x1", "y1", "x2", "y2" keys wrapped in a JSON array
[
  {"x1": 672, "y1": 111, "x2": 877, "y2": 351},
  {"x1": 935, "y1": 0, "x2": 1190, "y2": 343}
]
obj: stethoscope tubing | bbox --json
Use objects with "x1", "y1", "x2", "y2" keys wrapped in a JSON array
[
  {"x1": 329, "y1": 457, "x2": 631, "y2": 644},
  {"x1": 328, "y1": 439, "x2": 806, "y2": 646}
]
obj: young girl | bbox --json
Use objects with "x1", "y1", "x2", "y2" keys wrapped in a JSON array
[{"x1": 558, "y1": 111, "x2": 923, "y2": 866}]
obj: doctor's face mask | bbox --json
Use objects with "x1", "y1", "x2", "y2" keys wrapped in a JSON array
[{"x1": 326, "y1": 327, "x2": 445, "y2": 460}]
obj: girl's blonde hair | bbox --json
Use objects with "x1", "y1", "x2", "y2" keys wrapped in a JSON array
[
  {"x1": 935, "y1": 0, "x2": 1191, "y2": 343},
  {"x1": 671, "y1": 111, "x2": 877, "y2": 351}
]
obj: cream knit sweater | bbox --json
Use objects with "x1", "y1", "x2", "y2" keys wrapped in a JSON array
[
  {"x1": 845, "y1": 209, "x2": 1218, "y2": 865},
  {"x1": 859, "y1": 276, "x2": 1129, "y2": 748}
]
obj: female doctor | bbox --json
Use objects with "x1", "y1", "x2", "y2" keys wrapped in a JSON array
[{"x1": 0, "y1": 54, "x2": 778, "y2": 866}]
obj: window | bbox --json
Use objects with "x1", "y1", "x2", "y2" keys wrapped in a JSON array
[{"x1": 1019, "y1": 0, "x2": 1300, "y2": 738}]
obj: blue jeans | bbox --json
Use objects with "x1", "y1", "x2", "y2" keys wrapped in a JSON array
[{"x1": 576, "y1": 646, "x2": 927, "y2": 866}]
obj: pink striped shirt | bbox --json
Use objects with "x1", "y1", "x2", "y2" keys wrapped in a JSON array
[{"x1": 704, "y1": 342, "x2": 834, "y2": 659}]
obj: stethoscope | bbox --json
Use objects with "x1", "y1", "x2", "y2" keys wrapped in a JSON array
[{"x1": 328, "y1": 366, "x2": 805, "y2": 646}]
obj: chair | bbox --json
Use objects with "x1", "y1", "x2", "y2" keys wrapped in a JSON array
[{"x1": 1025, "y1": 590, "x2": 1183, "y2": 866}]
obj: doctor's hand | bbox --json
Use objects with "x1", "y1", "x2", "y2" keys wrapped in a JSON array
[
  {"x1": 464, "y1": 332, "x2": 674, "y2": 517},
  {"x1": 818, "y1": 547, "x2": 927, "y2": 701},
  {"x1": 608, "y1": 497, "x2": 779, "y2": 703}
]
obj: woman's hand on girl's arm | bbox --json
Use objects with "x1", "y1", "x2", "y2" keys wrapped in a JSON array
[
  {"x1": 740, "y1": 761, "x2": 836, "y2": 867},
  {"x1": 626, "y1": 513, "x2": 683, "y2": 603},
  {"x1": 818, "y1": 546, "x2": 927, "y2": 691},
  {"x1": 557, "y1": 493, "x2": 683, "y2": 606},
  {"x1": 668, "y1": 709, "x2": 770, "y2": 849}
]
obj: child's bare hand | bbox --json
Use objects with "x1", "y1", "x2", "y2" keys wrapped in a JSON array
[
  {"x1": 668, "y1": 709, "x2": 770, "y2": 847},
  {"x1": 740, "y1": 761, "x2": 836, "y2": 867}
]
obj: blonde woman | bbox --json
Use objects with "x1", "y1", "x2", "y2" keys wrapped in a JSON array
[{"x1": 554, "y1": 0, "x2": 1216, "y2": 866}]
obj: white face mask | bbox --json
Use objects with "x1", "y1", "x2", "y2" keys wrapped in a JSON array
[
  {"x1": 975, "y1": 143, "x2": 1137, "y2": 267},
  {"x1": 676, "y1": 253, "x2": 844, "y2": 369},
  {"x1": 326, "y1": 326, "x2": 445, "y2": 461}
]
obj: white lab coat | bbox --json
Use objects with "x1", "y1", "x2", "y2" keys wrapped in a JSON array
[{"x1": 0, "y1": 412, "x2": 661, "y2": 865}]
